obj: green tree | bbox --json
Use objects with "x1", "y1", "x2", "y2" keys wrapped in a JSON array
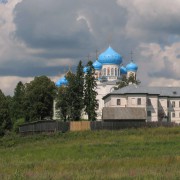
[
  {"x1": 0, "y1": 90, "x2": 11, "y2": 135},
  {"x1": 56, "y1": 61, "x2": 84, "y2": 121},
  {"x1": 65, "y1": 61, "x2": 84, "y2": 120},
  {"x1": 10, "y1": 81, "x2": 25, "y2": 121},
  {"x1": 24, "y1": 76, "x2": 56, "y2": 122},
  {"x1": 115, "y1": 74, "x2": 141, "y2": 90},
  {"x1": 74, "y1": 61, "x2": 84, "y2": 120},
  {"x1": 84, "y1": 61, "x2": 98, "y2": 121},
  {"x1": 56, "y1": 86, "x2": 69, "y2": 121}
]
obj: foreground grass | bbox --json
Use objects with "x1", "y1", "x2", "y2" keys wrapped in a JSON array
[{"x1": 0, "y1": 127, "x2": 180, "y2": 179}]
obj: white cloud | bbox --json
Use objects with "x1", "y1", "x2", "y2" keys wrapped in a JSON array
[{"x1": 0, "y1": 76, "x2": 33, "y2": 95}]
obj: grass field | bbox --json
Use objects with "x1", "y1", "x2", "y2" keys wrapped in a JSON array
[{"x1": 0, "y1": 127, "x2": 180, "y2": 179}]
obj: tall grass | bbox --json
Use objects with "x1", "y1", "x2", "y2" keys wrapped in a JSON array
[{"x1": 0, "y1": 127, "x2": 180, "y2": 179}]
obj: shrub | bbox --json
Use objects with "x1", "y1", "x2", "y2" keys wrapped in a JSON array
[{"x1": 13, "y1": 118, "x2": 25, "y2": 133}]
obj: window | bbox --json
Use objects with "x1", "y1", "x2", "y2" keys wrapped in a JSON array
[
  {"x1": 107, "y1": 67, "x2": 110, "y2": 76},
  {"x1": 147, "y1": 98, "x2": 151, "y2": 106},
  {"x1": 172, "y1": 101, "x2": 175, "y2": 107},
  {"x1": 103, "y1": 68, "x2": 106, "y2": 76},
  {"x1": 97, "y1": 103, "x2": 99, "y2": 109},
  {"x1": 137, "y1": 98, "x2": 141, "y2": 105},
  {"x1": 172, "y1": 112, "x2": 175, "y2": 118},
  {"x1": 147, "y1": 111, "x2": 151, "y2": 117},
  {"x1": 179, "y1": 101, "x2": 180, "y2": 107},
  {"x1": 117, "y1": 99, "x2": 121, "y2": 106},
  {"x1": 111, "y1": 68, "x2": 114, "y2": 76},
  {"x1": 115, "y1": 68, "x2": 117, "y2": 76}
]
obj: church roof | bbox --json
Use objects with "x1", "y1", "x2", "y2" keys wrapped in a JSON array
[
  {"x1": 126, "y1": 61, "x2": 138, "y2": 72},
  {"x1": 93, "y1": 60, "x2": 102, "y2": 70},
  {"x1": 98, "y1": 46, "x2": 122, "y2": 65},
  {"x1": 55, "y1": 76, "x2": 68, "y2": 87},
  {"x1": 103, "y1": 84, "x2": 180, "y2": 99}
]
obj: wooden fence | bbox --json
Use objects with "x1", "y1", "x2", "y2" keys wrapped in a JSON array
[
  {"x1": 70, "y1": 121, "x2": 90, "y2": 131},
  {"x1": 19, "y1": 120, "x2": 179, "y2": 135}
]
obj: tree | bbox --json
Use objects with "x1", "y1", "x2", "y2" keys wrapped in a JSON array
[
  {"x1": 0, "y1": 90, "x2": 11, "y2": 135},
  {"x1": 56, "y1": 61, "x2": 84, "y2": 121},
  {"x1": 10, "y1": 81, "x2": 25, "y2": 121},
  {"x1": 115, "y1": 74, "x2": 141, "y2": 90},
  {"x1": 84, "y1": 61, "x2": 98, "y2": 121},
  {"x1": 23, "y1": 76, "x2": 56, "y2": 121},
  {"x1": 70, "y1": 61, "x2": 84, "y2": 120},
  {"x1": 56, "y1": 86, "x2": 69, "y2": 121}
]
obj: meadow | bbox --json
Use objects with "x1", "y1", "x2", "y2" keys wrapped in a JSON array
[{"x1": 0, "y1": 127, "x2": 180, "y2": 179}]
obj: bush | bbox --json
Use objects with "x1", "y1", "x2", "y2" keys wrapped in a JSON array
[{"x1": 13, "y1": 118, "x2": 25, "y2": 133}]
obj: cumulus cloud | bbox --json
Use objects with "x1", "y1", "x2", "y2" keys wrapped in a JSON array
[{"x1": 1, "y1": 0, "x2": 180, "y2": 95}]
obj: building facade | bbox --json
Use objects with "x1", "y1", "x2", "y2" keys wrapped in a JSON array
[{"x1": 103, "y1": 84, "x2": 180, "y2": 123}]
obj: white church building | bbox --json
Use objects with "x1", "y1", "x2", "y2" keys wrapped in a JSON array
[{"x1": 53, "y1": 46, "x2": 180, "y2": 123}]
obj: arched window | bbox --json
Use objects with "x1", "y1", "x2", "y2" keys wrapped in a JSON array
[
  {"x1": 107, "y1": 67, "x2": 110, "y2": 76},
  {"x1": 111, "y1": 68, "x2": 114, "y2": 76},
  {"x1": 103, "y1": 68, "x2": 106, "y2": 76},
  {"x1": 115, "y1": 68, "x2": 117, "y2": 76}
]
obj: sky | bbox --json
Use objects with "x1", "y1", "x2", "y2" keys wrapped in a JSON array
[{"x1": 1, "y1": 0, "x2": 180, "y2": 95}]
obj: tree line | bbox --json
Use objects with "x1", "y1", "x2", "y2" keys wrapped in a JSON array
[{"x1": 0, "y1": 60, "x2": 98, "y2": 135}]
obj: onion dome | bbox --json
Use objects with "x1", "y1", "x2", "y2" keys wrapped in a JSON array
[
  {"x1": 98, "y1": 46, "x2": 122, "y2": 65},
  {"x1": 93, "y1": 60, "x2": 102, "y2": 70},
  {"x1": 55, "y1": 76, "x2": 68, "y2": 87},
  {"x1": 126, "y1": 61, "x2": 138, "y2": 72},
  {"x1": 83, "y1": 66, "x2": 90, "y2": 74},
  {"x1": 120, "y1": 66, "x2": 127, "y2": 75}
]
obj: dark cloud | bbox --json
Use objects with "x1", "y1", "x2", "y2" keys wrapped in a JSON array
[{"x1": 0, "y1": 0, "x2": 178, "y2": 84}]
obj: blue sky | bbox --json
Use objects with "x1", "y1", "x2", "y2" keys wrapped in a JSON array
[{"x1": 1, "y1": 0, "x2": 180, "y2": 95}]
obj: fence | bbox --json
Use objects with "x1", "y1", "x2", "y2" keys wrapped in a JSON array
[
  {"x1": 70, "y1": 121, "x2": 90, "y2": 131},
  {"x1": 19, "y1": 120, "x2": 179, "y2": 134}
]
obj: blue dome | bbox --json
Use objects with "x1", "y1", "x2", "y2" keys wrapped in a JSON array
[
  {"x1": 83, "y1": 66, "x2": 90, "y2": 74},
  {"x1": 126, "y1": 62, "x2": 138, "y2": 72},
  {"x1": 98, "y1": 46, "x2": 122, "y2": 65},
  {"x1": 120, "y1": 66, "x2": 127, "y2": 75},
  {"x1": 55, "y1": 76, "x2": 68, "y2": 87},
  {"x1": 93, "y1": 60, "x2": 102, "y2": 70}
]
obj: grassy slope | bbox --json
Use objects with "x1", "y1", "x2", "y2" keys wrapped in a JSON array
[{"x1": 0, "y1": 127, "x2": 180, "y2": 180}]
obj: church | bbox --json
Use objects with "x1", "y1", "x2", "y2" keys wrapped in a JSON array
[{"x1": 53, "y1": 46, "x2": 180, "y2": 123}]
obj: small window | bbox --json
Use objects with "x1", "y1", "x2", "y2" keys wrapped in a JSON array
[
  {"x1": 137, "y1": 98, "x2": 141, "y2": 105},
  {"x1": 147, "y1": 111, "x2": 151, "y2": 117},
  {"x1": 147, "y1": 99, "x2": 151, "y2": 106},
  {"x1": 107, "y1": 67, "x2": 110, "y2": 76},
  {"x1": 103, "y1": 68, "x2": 106, "y2": 76},
  {"x1": 111, "y1": 68, "x2": 114, "y2": 76},
  {"x1": 172, "y1": 112, "x2": 175, "y2": 118},
  {"x1": 179, "y1": 101, "x2": 180, "y2": 107},
  {"x1": 117, "y1": 99, "x2": 121, "y2": 106},
  {"x1": 172, "y1": 101, "x2": 175, "y2": 108},
  {"x1": 115, "y1": 68, "x2": 117, "y2": 76},
  {"x1": 167, "y1": 100, "x2": 169, "y2": 107}
]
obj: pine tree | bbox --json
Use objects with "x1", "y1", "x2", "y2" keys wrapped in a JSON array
[
  {"x1": 84, "y1": 61, "x2": 98, "y2": 121},
  {"x1": 56, "y1": 86, "x2": 69, "y2": 121},
  {"x1": 0, "y1": 90, "x2": 11, "y2": 135},
  {"x1": 73, "y1": 61, "x2": 84, "y2": 120},
  {"x1": 11, "y1": 81, "x2": 25, "y2": 121},
  {"x1": 56, "y1": 61, "x2": 84, "y2": 121}
]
